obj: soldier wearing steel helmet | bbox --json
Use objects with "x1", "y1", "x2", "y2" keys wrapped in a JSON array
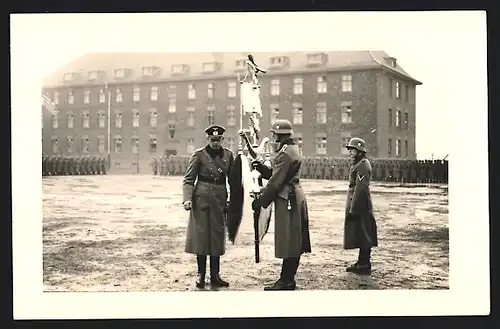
[
  {"x1": 251, "y1": 119, "x2": 312, "y2": 290},
  {"x1": 343, "y1": 137, "x2": 378, "y2": 275}
]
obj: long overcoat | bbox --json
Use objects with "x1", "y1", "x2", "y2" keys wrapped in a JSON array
[
  {"x1": 256, "y1": 139, "x2": 312, "y2": 259},
  {"x1": 344, "y1": 157, "x2": 378, "y2": 249},
  {"x1": 182, "y1": 146, "x2": 235, "y2": 256}
]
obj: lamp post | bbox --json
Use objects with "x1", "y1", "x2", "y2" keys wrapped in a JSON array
[{"x1": 136, "y1": 140, "x2": 140, "y2": 174}]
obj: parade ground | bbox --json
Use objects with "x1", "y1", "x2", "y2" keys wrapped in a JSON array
[{"x1": 42, "y1": 175, "x2": 449, "y2": 291}]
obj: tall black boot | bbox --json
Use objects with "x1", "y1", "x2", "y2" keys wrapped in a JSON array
[
  {"x1": 347, "y1": 248, "x2": 372, "y2": 275},
  {"x1": 196, "y1": 255, "x2": 207, "y2": 288},
  {"x1": 210, "y1": 256, "x2": 229, "y2": 288},
  {"x1": 264, "y1": 258, "x2": 297, "y2": 291}
]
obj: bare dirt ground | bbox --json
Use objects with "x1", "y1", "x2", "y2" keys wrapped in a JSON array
[{"x1": 43, "y1": 175, "x2": 448, "y2": 292}]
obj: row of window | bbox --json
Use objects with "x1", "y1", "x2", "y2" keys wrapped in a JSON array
[
  {"x1": 49, "y1": 75, "x2": 356, "y2": 106},
  {"x1": 388, "y1": 108, "x2": 410, "y2": 129},
  {"x1": 50, "y1": 100, "x2": 378, "y2": 130},
  {"x1": 389, "y1": 79, "x2": 410, "y2": 101},
  {"x1": 63, "y1": 53, "x2": 353, "y2": 82},
  {"x1": 49, "y1": 134, "x2": 409, "y2": 157}
]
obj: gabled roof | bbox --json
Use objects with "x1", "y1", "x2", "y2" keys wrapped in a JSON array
[{"x1": 42, "y1": 51, "x2": 422, "y2": 88}]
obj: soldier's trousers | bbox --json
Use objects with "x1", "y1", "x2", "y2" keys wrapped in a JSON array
[
  {"x1": 196, "y1": 255, "x2": 222, "y2": 276},
  {"x1": 280, "y1": 256, "x2": 301, "y2": 282},
  {"x1": 358, "y1": 248, "x2": 371, "y2": 265}
]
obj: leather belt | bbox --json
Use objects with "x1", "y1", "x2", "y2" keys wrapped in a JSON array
[{"x1": 197, "y1": 175, "x2": 226, "y2": 185}]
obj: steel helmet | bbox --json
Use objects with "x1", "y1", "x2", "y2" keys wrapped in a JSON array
[
  {"x1": 270, "y1": 119, "x2": 293, "y2": 135},
  {"x1": 346, "y1": 137, "x2": 367, "y2": 153}
]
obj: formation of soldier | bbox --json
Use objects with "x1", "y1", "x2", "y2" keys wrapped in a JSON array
[
  {"x1": 153, "y1": 154, "x2": 448, "y2": 184},
  {"x1": 42, "y1": 156, "x2": 107, "y2": 176}
]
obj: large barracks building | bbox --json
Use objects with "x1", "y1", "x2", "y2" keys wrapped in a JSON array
[{"x1": 42, "y1": 51, "x2": 422, "y2": 173}]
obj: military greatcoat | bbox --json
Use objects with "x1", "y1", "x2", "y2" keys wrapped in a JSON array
[
  {"x1": 183, "y1": 146, "x2": 235, "y2": 256},
  {"x1": 256, "y1": 139, "x2": 312, "y2": 259},
  {"x1": 344, "y1": 157, "x2": 378, "y2": 249}
]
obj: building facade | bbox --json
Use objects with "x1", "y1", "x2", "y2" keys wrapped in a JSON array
[{"x1": 42, "y1": 51, "x2": 421, "y2": 173}]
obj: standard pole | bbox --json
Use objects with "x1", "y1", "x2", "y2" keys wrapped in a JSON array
[{"x1": 106, "y1": 81, "x2": 111, "y2": 170}]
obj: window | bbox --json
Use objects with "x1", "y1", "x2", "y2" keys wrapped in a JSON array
[
  {"x1": 388, "y1": 108, "x2": 392, "y2": 127},
  {"x1": 293, "y1": 77, "x2": 303, "y2": 94},
  {"x1": 186, "y1": 107, "x2": 195, "y2": 127},
  {"x1": 88, "y1": 71, "x2": 98, "y2": 80},
  {"x1": 388, "y1": 78, "x2": 393, "y2": 97},
  {"x1": 203, "y1": 62, "x2": 215, "y2": 73},
  {"x1": 235, "y1": 59, "x2": 246, "y2": 70},
  {"x1": 396, "y1": 110, "x2": 401, "y2": 128},
  {"x1": 67, "y1": 91, "x2": 74, "y2": 104},
  {"x1": 405, "y1": 140, "x2": 409, "y2": 157},
  {"x1": 396, "y1": 81, "x2": 400, "y2": 99},
  {"x1": 132, "y1": 110, "x2": 139, "y2": 127},
  {"x1": 188, "y1": 84, "x2": 196, "y2": 100},
  {"x1": 167, "y1": 86, "x2": 176, "y2": 113},
  {"x1": 341, "y1": 132, "x2": 352, "y2": 155},
  {"x1": 187, "y1": 138, "x2": 195, "y2": 154},
  {"x1": 270, "y1": 79, "x2": 280, "y2": 96},
  {"x1": 168, "y1": 122, "x2": 176, "y2": 139},
  {"x1": 98, "y1": 112, "x2": 106, "y2": 128},
  {"x1": 227, "y1": 105, "x2": 236, "y2": 127},
  {"x1": 143, "y1": 67, "x2": 156, "y2": 76},
  {"x1": 316, "y1": 102, "x2": 327, "y2": 124},
  {"x1": 99, "y1": 89, "x2": 106, "y2": 103},
  {"x1": 405, "y1": 85, "x2": 409, "y2": 102},
  {"x1": 388, "y1": 138, "x2": 392, "y2": 157},
  {"x1": 83, "y1": 90, "x2": 90, "y2": 104},
  {"x1": 53, "y1": 91, "x2": 59, "y2": 105},
  {"x1": 149, "y1": 137, "x2": 157, "y2": 153},
  {"x1": 82, "y1": 112, "x2": 90, "y2": 128},
  {"x1": 149, "y1": 109, "x2": 158, "y2": 127},
  {"x1": 317, "y1": 76, "x2": 327, "y2": 93},
  {"x1": 396, "y1": 139, "x2": 401, "y2": 157},
  {"x1": 81, "y1": 137, "x2": 89, "y2": 153},
  {"x1": 228, "y1": 81, "x2": 236, "y2": 98},
  {"x1": 115, "y1": 69, "x2": 125, "y2": 78},
  {"x1": 115, "y1": 88, "x2": 123, "y2": 102},
  {"x1": 292, "y1": 103, "x2": 303, "y2": 125},
  {"x1": 63, "y1": 73, "x2": 73, "y2": 82},
  {"x1": 133, "y1": 87, "x2": 140, "y2": 102},
  {"x1": 307, "y1": 53, "x2": 323, "y2": 65},
  {"x1": 172, "y1": 64, "x2": 184, "y2": 74},
  {"x1": 67, "y1": 113, "x2": 74, "y2": 128},
  {"x1": 341, "y1": 101, "x2": 352, "y2": 124},
  {"x1": 51, "y1": 113, "x2": 58, "y2": 129},
  {"x1": 226, "y1": 137, "x2": 235, "y2": 152},
  {"x1": 404, "y1": 112, "x2": 409, "y2": 130},
  {"x1": 270, "y1": 56, "x2": 284, "y2": 66},
  {"x1": 97, "y1": 137, "x2": 105, "y2": 153},
  {"x1": 270, "y1": 104, "x2": 279, "y2": 123},
  {"x1": 207, "y1": 105, "x2": 215, "y2": 126},
  {"x1": 114, "y1": 136, "x2": 122, "y2": 153},
  {"x1": 115, "y1": 111, "x2": 122, "y2": 128},
  {"x1": 51, "y1": 138, "x2": 59, "y2": 154},
  {"x1": 131, "y1": 137, "x2": 139, "y2": 154},
  {"x1": 315, "y1": 135, "x2": 327, "y2": 155},
  {"x1": 208, "y1": 83, "x2": 215, "y2": 99},
  {"x1": 341, "y1": 75, "x2": 352, "y2": 92},
  {"x1": 150, "y1": 86, "x2": 158, "y2": 101},
  {"x1": 66, "y1": 137, "x2": 74, "y2": 154}
]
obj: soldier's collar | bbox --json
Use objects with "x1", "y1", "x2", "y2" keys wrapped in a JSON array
[{"x1": 278, "y1": 138, "x2": 295, "y2": 152}]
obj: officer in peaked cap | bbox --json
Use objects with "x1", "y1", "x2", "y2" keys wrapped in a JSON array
[
  {"x1": 343, "y1": 137, "x2": 378, "y2": 275},
  {"x1": 182, "y1": 124, "x2": 236, "y2": 289},
  {"x1": 251, "y1": 119, "x2": 312, "y2": 290}
]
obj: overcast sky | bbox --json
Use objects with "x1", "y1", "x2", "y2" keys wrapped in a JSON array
[{"x1": 12, "y1": 11, "x2": 487, "y2": 160}]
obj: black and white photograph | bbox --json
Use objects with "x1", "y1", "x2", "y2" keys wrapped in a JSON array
[{"x1": 11, "y1": 11, "x2": 489, "y2": 319}]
